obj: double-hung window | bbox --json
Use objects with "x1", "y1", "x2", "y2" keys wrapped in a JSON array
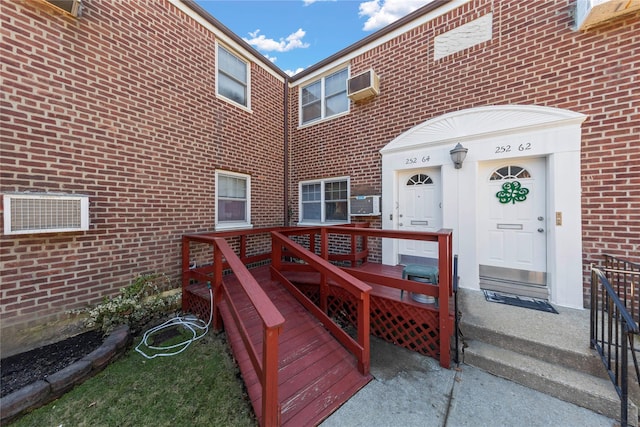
[
  {"x1": 299, "y1": 177, "x2": 349, "y2": 224},
  {"x1": 217, "y1": 44, "x2": 249, "y2": 108},
  {"x1": 300, "y1": 67, "x2": 348, "y2": 125},
  {"x1": 216, "y1": 170, "x2": 252, "y2": 230}
]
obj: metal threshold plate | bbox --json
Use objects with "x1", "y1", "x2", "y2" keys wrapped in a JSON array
[
  {"x1": 479, "y1": 265, "x2": 548, "y2": 300},
  {"x1": 479, "y1": 265, "x2": 546, "y2": 286}
]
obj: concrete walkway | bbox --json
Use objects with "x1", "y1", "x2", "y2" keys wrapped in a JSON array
[{"x1": 320, "y1": 336, "x2": 618, "y2": 427}]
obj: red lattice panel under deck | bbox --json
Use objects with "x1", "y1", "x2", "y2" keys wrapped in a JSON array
[
  {"x1": 327, "y1": 286, "x2": 359, "y2": 328},
  {"x1": 369, "y1": 297, "x2": 439, "y2": 359},
  {"x1": 294, "y1": 283, "x2": 320, "y2": 306},
  {"x1": 292, "y1": 282, "x2": 441, "y2": 360},
  {"x1": 294, "y1": 283, "x2": 358, "y2": 331},
  {"x1": 184, "y1": 283, "x2": 213, "y2": 321}
]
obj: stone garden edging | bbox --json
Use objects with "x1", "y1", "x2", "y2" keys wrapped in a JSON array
[{"x1": 0, "y1": 325, "x2": 130, "y2": 426}]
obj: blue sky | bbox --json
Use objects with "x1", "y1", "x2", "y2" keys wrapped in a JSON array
[{"x1": 194, "y1": 0, "x2": 433, "y2": 76}]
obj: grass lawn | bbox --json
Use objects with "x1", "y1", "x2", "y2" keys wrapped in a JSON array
[{"x1": 12, "y1": 328, "x2": 257, "y2": 427}]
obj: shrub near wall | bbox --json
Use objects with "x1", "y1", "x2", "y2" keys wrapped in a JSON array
[
  {"x1": 288, "y1": 0, "x2": 640, "y2": 306},
  {"x1": 0, "y1": 0, "x2": 285, "y2": 354}
]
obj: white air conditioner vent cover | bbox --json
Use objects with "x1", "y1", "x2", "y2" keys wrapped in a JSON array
[{"x1": 3, "y1": 193, "x2": 89, "y2": 235}]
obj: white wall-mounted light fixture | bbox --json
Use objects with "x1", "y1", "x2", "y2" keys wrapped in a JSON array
[{"x1": 449, "y1": 143, "x2": 468, "y2": 169}]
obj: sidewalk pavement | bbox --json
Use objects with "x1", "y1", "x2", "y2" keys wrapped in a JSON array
[{"x1": 320, "y1": 336, "x2": 617, "y2": 427}]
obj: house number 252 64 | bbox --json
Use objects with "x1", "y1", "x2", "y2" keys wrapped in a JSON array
[{"x1": 405, "y1": 156, "x2": 430, "y2": 165}]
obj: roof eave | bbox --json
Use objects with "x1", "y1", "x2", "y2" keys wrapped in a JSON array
[{"x1": 180, "y1": 0, "x2": 289, "y2": 79}]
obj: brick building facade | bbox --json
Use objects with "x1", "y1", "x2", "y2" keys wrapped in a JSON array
[
  {"x1": 1, "y1": 0, "x2": 286, "y2": 354},
  {"x1": 1, "y1": 0, "x2": 638, "y2": 354},
  {"x1": 288, "y1": 0, "x2": 639, "y2": 308}
]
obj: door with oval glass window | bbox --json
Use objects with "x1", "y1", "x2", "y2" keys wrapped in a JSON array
[
  {"x1": 478, "y1": 158, "x2": 547, "y2": 299},
  {"x1": 398, "y1": 168, "x2": 442, "y2": 263}
]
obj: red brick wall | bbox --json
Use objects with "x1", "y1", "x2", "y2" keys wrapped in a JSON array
[
  {"x1": 2, "y1": 0, "x2": 638, "y2": 351},
  {"x1": 289, "y1": 0, "x2": 640, "y2": 305},
  {"x1": 1, "y1": 0, "x2": 284, "y2": 350}
]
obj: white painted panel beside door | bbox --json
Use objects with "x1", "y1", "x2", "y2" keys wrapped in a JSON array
[{"x1": 398, "y1": 168, "x2": 442, "y2": 261}]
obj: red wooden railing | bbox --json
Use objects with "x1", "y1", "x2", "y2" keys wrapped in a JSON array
[
  {"x1": 279, "y1": 226, "x2": 454, "y2": 368},
  {"x1": 337, "y1": 226, "x2": 453, "y2": 368},
  {"x1": 181, "y1": 234, "x2": 285, "y2": 426},
  {"x1": 278, "y1": 223, "x2": 370, "y2": 267},
  {"x1": 182, "y1": 224, "x2": 456, "y2": 421},
  {"x1": 197, "y1": 227, "x2": 291, "y2": 268},
  {"x1": 270, "y1": 231, "x2": 372, "y2": 375}
]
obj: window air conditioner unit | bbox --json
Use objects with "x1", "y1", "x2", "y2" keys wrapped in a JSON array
[
  {"x1": 3, "y1": 193, "x2": 89, "y2": 235},
  {"x1": 347, "y1": 69, "x2": 380, "y2": 101},
  {"x1": 40, "y1": 0, "x2": 82, "y2": 17},
  {"x1": 575, "y1": 0, "x2": 640, "y2": 30},
  {"x1": 350, "y1": 195, "x2": 381, "y2": 216}
]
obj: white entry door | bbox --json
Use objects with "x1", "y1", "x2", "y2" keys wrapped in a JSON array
[
  {"x1": 478, "y1": 158, "x2": 547, "y2": 298},
  {"x1": 398, "y1": 168, "x2": 442, "y2": 261}
]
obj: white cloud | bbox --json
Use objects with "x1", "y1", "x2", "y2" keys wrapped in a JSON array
[
  {"x1": 303, "y1": 0, "x2": 336, "y2": 5},
  {"x1": 359, "y1": 0, "x2": 432, "y2": 31},
  {"x1": 243, "y1": 28, "x2": 310, "y2": 52},
  {"x1": 284, "y1": 67, "x2": 305, "y2": 77}
]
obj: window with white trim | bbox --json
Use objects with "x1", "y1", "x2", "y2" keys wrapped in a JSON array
[
  {"x1": 217, "y1": 44, "x2": 249, "y2": 107},
  {"x1": 489, "y1": 165, "x2": 531, "y2": 180},
  {"x1": 300, "y1": 67, "x2": 348, "y2": 125},
  {"x1": 299, "y1": 177, "x2": 349, "y2": 224},
  {"x1": 215, "y1": 170, "x2": 252, "y2": 229}
]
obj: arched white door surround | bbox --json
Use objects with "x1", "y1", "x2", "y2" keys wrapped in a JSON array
[{"x1": 380, "y1": 105, "x2": 587, "y2": 308}]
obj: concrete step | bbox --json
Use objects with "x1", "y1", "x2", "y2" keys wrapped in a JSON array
[
  {"x1": 461, "y1": 321, "x2": 606, "y2": 378},
  {"x1": 457, "y1": 288, "x2": 640, "y2": 425},
  {"x1": 463, "y1": 339, "x2": 638, "y2": 426}
]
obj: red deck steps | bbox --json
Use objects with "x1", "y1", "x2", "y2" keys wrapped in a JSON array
[
  {"x1": 182, "y1": 226, "x2": 455, "y2": 425},
  {"x1": 189, "y1": 266, "x2": 372, "y2": 426}
]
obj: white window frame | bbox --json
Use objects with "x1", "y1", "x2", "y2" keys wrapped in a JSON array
[
  {"x1": 215, "y1": 170, "x2": 252, "y2": 230},
  {"x1": 299, "y1": 66, "x2": 349, "y2": 126},
  {"x1": 216, "y1": 42, "x2": 251, "y2": 110},
  {"x1": 298, "y1": 176, "x2": 350, "y2": 225}
]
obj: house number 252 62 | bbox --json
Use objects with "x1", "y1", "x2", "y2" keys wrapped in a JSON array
[{"x1": 495, "y1": 143, "x2": 532, "y2": 154}]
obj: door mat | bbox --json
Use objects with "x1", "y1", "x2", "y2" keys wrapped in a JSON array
[{"x1": 483, "y1": 290, "x2": 559, "y2": 314}]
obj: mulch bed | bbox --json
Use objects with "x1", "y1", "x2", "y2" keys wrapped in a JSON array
[{"x1": 1, "y1": 330, "x2": 104, "y2": 398}]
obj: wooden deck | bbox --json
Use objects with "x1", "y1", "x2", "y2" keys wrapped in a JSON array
[
  {"x1": 182, "y1": 226, "x2": 455, "y2": 426},
  {"x1": 190, "y1": 265, "x2": 372, "y2": 426},
  {"x1": 279, "y1": 262, "x2": 452, "y2": 364}
]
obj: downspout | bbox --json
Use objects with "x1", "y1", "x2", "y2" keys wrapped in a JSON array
[{"x1": 283, "y1": 78, "x2": 290, "y2": 226}]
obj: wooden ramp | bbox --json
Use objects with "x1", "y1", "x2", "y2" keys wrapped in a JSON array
[{"x1": 215, "y1": 265, "x2": 372, "y2": 426}]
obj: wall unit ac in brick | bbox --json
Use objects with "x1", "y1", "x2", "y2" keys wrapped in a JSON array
[
  {"x1": 38, "y1": 0, "x2": 82, "y2": 17},
  {"x1": 347, "y1": 69, "x2": 380, "y2": 101},
  {"x1": 350, "y1": 195, "x2": 381, "y2": 216},
  {"x1": 3, "y1": 193, "x2": 89, "y2": 235}
]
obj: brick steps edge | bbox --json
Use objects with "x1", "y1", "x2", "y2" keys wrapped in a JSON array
[{"x1": 0, "y1": 325, "x2": 130, "y2": 426}]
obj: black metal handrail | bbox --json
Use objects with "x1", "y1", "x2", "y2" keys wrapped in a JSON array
[
  {"x1": 603, "y1": 254, "x2": 640, "y2": 325},
  {"x1": 453, "y1": 254, "x2": 460, "y2": 365},
  {"x1": 591, "y1": 265, "x2": 640, "y2": 427},
  {"x1": 602, "y1": 254, "x2": 640, "y2": 386}
]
